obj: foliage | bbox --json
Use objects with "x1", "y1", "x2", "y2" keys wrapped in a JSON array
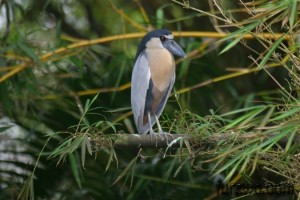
[{"x1": 0, "y1": 0, "x2": 300, "y2": 199}]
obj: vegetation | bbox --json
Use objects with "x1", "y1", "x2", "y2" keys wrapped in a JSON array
[{"x1": 0, "y1": 0, "x2": 299, "y2": 199}]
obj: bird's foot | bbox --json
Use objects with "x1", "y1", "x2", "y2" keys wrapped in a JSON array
[
  {"x1": 159, "y1": 131, "x2": 174, "y2": 145},
  {"x1": 149, "y1": 130, "x2": 174, "y2": 145},
  {"x1": 149, "y1": 130, "x2": 162, "y2": 147}
]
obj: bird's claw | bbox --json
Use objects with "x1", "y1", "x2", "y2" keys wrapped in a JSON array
[{"x1": 149, "y1": 130, "x2": 174, "y2": 145}]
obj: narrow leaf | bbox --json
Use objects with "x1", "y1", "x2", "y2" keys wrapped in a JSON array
[
  {"x1": 86, "y1": 135, "x2": 93, "y2": 155},
  {"x1": 271, "y1": 106, "x2": 300, "y2": 121},
  {"x1": 258, "y1": 33, "x2": 286, "y2": 69},
  {"x1": 218, "y1": 21, "x2": 260, "y2": 43},
  {"x1": 289, "y1": 1, "x2": 297, "y2": 29},
  {"x1": 81, "y1": 136, "x2": 86, "y2": 169},
  {"x1": 219, "y1": 35, "x2": 243, "y2": 54},
  {"x1": 17, "y1": 41, "x2": 39, "y2": 61},
  {"x1": 112, "y1": 156, "x2": 137, "y2": 185},
  {"x1": 284, "y1": 128, "x2": 297, "y2": 153},
  {"x1": 222, "y1": 107, "x2": 266, "y2": 131},
  {"x1": 69, "y1": 153, "x2": 82, "y2": 188}
]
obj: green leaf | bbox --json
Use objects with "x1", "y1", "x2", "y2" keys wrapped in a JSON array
[
  {"x1": 271, "y1": 106, "x2": 300, "y2": 121},
  {"x1": 219, "y1": 35, "x2": 243, "y2": 54},
  {"x1": 81, "y1": 134, "x2": 93, "y2": 168},
  {"x1": 237, "y1": 106, "x2": 267, "y2": 128},
  {"x1": 284, "y1": 128, "x2": 297, "y2": 153},
  {"x1": 108, "y1": 107, "x2": 131, "y2": 113},
  {"x1": 17, "y1": 40, "x2": 39, "y2": 61},
  {"x1": 112, "y1": 156, "x2": 137, "y2": 185},
  {"x1": 69, "y1": 153, "x2": 82, "y2": 188},
  {"x1": 81, "y1": 136, "x2": 86, "y2": 169},
  {"x1": 111, "y1": 61, "x2": 126, "y2": 103},
  {"x1": 259, "y1": 128, "x2": 292, "y2": 152},
  {"x1": 48, "y1": 137, "x2": 72, "y2": 158},
  {"x1": 156, "y1": 7, "x2": 164, "y2": 28},
  {"x1": 222, "y1": 106, "x2": 267, "y2": 131},
  {"x1": 18, "y1": 175, "x2": 35, "y2": 200},
  {"x1": 70, "y1": 56, "x2": 84, "y2": 69},
  {"x1": 84, "y1": 99, "x2": 91, "y2": 113},
  {"x1": 218, "y1": 21, "x2": 260, "y2": 43},
  {"x1": 85, "y1": 135, "x2": 93, "y2": 155},
  {"x1": 214, "y1": 153, "x2": 244, "y2": 179},
  {"x1": 221, "y1": 105, "x2": 267, "y2": 117},
  {"x1": 289, "y1": 1, "x2": 297, "y2": 29},
  {"x1": 258, "y1": 33, "x2": 286, "y2": 69},
  {"x1": 178, "y1": 42, "x2": 194, "y2": 79},
  {"x1": 106, "y1": 147, "x2": 118, "y2": 172}
]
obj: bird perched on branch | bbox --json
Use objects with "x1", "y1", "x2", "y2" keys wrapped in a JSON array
[{"x1": 131, "y1": 29, "x2": 186, "y2": 135}]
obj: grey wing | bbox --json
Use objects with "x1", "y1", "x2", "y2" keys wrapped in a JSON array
[
  {"x1": 143, "y1": 73, "x2": 175, "y2": 134},
  {"x1": 131, "y1": 51, "x2": 151, "y2": 133}
]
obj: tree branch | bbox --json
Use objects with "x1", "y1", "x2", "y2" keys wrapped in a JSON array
[
  {"x1": 94, "y1": 133, "x2": 268, "y2": 149},
  {"x1": 112, "y1": 134, "x2": 191, "y2": 148}
]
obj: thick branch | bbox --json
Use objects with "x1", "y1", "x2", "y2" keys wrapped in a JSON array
[
  {"x1": 112, "y1": 134, "x2": 191, "y2": 148},
  {"x1": 94, "y1": 133, "x2": 267, "y2": 149}
]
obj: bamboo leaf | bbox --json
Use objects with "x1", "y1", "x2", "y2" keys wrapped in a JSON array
[
  {"x1": 18, "y1": 175, "x2": 34, "y2": 200},
  {"x1": 69, "y1": 153, "x2": 82, "y2": 188},
  {"x1": 237, "y1": 106, "x2": 267, "y2": 128},
  {"x1": 222, "y1": 106, "x2": 267, "y2": 131},
  {"x1": 271, "y1": 106, "x2": 300, "y2": 121},
  {"x1": 224, "y1": 158, "x2": 244, "y2": 182},
  {"x1": 218, "y1": 21, "x2": 260, "y2": 43},
  {"x1": 258, "y1": 106, "x2": 275, "y2": 128},
  {"x1": 85, "y1": 135, "x2": 93, "y2": 155},
  {"x1": 289, "y1": 1, "x2": 297, "y2": 29},
  {"x1": 109, "y1": 107, "x2": 131, "y2": 113},
  {"x1": 81, "y1": 136, "x2": 86, "y2": 169},
  {"x1": 156, "y1": 6, "x2": 164, "y2": 28},
  {"x1": 84, "y1": 99, "x2": 90, "y2": 113},
  {"x1": 259, "y1": 128, "x2": 292, "y2": 152},
  {"x1": 48, "y1": 137, "x2": 72, "y2": 158},
  {"x1": 213, "y1": 153, "x2": 244, "y2": 178},
  {"x1": 106, "y1": 147, "x2": 115, "y2": 172},
  {"x1": 219, "y1": 35, "x2": 243, "y2": 54},
  {"x1": 17, "y1": 41, "x2": 39, "y2": 61},
  {"x1": 258, "y1": 33, "x2": 286, "y2": 69},
  {"x1": 112, "y1": 156, "x2": 137, "y2": 185},
  {"x1": 111, "y1": 61, "x2": 126, "y2": 103},
  {"x1": 221, "y1": 105, "x2": 267, "y2": 117},
  {"x1": 284, "y1": 128, "x2": 297, "y2": 153}
]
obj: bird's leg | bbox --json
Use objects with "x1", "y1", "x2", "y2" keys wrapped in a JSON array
[
  {"x1": 155, "y1": 115, "x2": 163, "y2": 133},
  {"x1": 154, "y1": 115, "x2": 173, "y2": 144},
  {"x1": 148, "y1": 112, "x2": 161, "y2": 146}
]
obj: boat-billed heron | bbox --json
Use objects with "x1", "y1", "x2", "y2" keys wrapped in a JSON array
[{"x1": 131, "y1": 29, "x2": 186, "y2": 135}]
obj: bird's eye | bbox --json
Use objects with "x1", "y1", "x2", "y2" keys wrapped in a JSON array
[{"x1": 160, "y1": 36, "x2": 166, "y2": 41}]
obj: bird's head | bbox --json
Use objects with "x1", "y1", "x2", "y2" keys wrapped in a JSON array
[{"x1": 135, "y1": 29, "x2": 186, "y2": 61}]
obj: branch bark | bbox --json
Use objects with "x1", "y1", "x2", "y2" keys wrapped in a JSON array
[
  {"x1": 94, "y1": 133, "x2": 267, "y2": 149},
  {"x1": 112, "y1": 134, "x2": 191, "y2": 148}
]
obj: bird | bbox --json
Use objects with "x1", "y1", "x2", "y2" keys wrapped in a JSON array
[{"x1": 131, "y1": 29, "x2": 186, "y2": 135}]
